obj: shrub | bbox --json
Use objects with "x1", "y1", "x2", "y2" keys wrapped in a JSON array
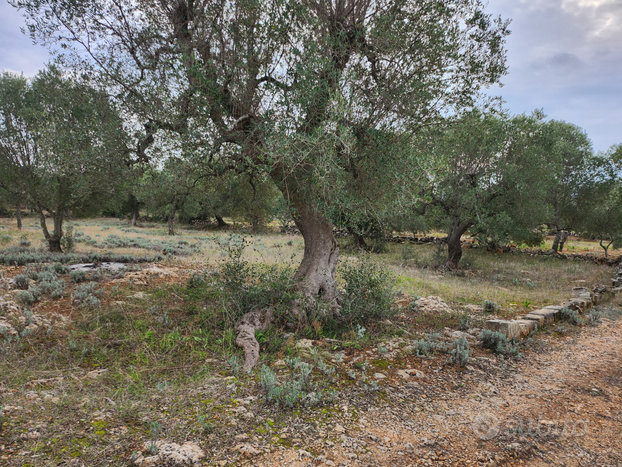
[
  {"x1": 412, "y1": 333, "x2": 447, "y2": 356},
  {"x1": 560, "y1": 306, "x2": 582, "y2": 325},
  {"x1": 0, "y1": 234, "x2": 12, "y2": 246},
  {"x1": 71, "y1": 282, "x2": 102, "y2": 307},
  {"x1": 258, "y1": 363, "x2": 328, "y2": 409},
  {"x1": 339, "y1": 255, "x2": 396, "y2": 325},
  {"x1": 482, "y1": 300, "x2": 499, "y2": 314},
  {"x1": 479, "y1": 329, "x2": 520, "y2": 356},
  {"x1": 70, "y1": 270, "x2": 88, "y2": 283},
  {"x1": 60, "y1": 226, "x2": 75, "y2": 253},
  {"x1": 588, "y1": 309, "x2": 602, "y2": 326},
  {"x1": 449, "y1": 337, "x2": 470, "y2": 367},
  {"x1": 38, "y1": 280, "x2": 65, "y2": 299},
  {"x1": 13, "y1": 274, "x2": 30, "y2": 290},
  {"x1": 53, "y1": 263, "x2": 69, "y2": 274},
  {"x1": 17, "y1": 290, "x2": 37, "y2": 305}
]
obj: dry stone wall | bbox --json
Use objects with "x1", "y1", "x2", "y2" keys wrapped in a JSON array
[{"x1": 484, "y1": 266, "x2": 622, "y2": 339}]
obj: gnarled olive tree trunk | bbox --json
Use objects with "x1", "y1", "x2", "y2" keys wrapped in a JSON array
[
  {"x1": 445, "y1": 220, "x2": 471, "y2": 269},
  {"x1": 36, "y1": 204, "x2": 63, "y2": 253},
  {"x1": 291, "y1": 200, "x2": 340, "y2": 302}
]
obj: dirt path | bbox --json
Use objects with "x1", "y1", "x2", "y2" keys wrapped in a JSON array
[{"x1": 246, "y1": 319, "x2": 622, "y2": 467}]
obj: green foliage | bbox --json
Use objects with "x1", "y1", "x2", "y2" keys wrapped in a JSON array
[
  {"x1": 71, "y1": 282, "x2": 102, "y2": 308},
  {"x1": 412, "y1": 333, "x2": 447, "y2": 356},
  {"x1": 13, "y1": 274, "x2": 29, "y2": 290},
  {"x1": 588, "y1": 309, "x2": 602, "y2": 327},
  {"x1": 479, "y1": 329, "x2": 520, "y2": 356},
  {"x1": 482, "y1": 300, "x2": 499, "y2": 314},
  {"x1": 449, "y1": 337, "x2": 471, "y2": 367},
  {"x1": 70, "y1": 270, "x2": 88, "y2": 283},
  {"x1": 0, "y1": 247, "x2": 162, "y2": 266},
  {"x1": 339, "y1": 256, "x2": 397, "y2": 325},
  {"x1": 560, "y1": 306, "x2": 582, "y2": 326}
]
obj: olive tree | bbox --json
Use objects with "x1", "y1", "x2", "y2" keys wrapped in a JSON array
[
  {"x1": 414, "y1": 111, "x2": 549, "y2": 268},
  {"x1": 0, "y1": 69, "x2": 128, "y2": 252},
  {"x1": 15, "y1": 0, "x2": 510, "y2": 369},
  {"x1": 540, "y1": 120, "x2": 594, "y2": 252}
]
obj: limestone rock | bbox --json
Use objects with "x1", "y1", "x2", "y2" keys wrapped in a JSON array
[{"x1": 134, "y1": 441, "x2": 205, "y2": 466}]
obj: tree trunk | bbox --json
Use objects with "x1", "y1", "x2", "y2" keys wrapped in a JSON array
[
  {"x1": 36, "y1": 205, "x2": 63, "y2": 253},
  {"x1": 558, "y1": 231, "x2": 569, "y2": 252},
  {"x1": 129, "y1": 194, "x2": 140, "y2": 226},
  {"x1": 168, "y1": 207, "x2": 176, "y2": 236},
  {"x1": 16, "y1": 202, "x2": 22, "y2": 230},
  {"x1": 215, "y1": 215, "x2": 228, "y2": 227},
  {"x1": 291, "y1": 199, "x2": 339, "y2": 302},
  {"x1": 347, "y1": 227, "x2": 367, "y2": 250},
  {"x1": 445, "y1": 221, "x2": 470, "y2": 269},
  {"x1": 551, "y1": 230, "x2": 562, "y2": 252}
]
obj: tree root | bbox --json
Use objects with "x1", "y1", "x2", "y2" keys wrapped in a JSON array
[{"x1": 235, "y1": 308, "x2": 274, "y2": 373}]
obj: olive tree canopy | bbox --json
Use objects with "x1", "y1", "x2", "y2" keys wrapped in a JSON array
[{"x1": 13, "y1": 0, "x2": 510, "y2": 297}]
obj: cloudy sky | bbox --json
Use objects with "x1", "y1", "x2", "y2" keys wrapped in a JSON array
[{"x1": 1, "y1": 0, "x2": 620, "y2": 152}]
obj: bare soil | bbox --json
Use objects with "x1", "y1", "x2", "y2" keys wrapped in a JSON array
[{"x1": 246, "y1": 318, "x2": 622, "y2": 467}]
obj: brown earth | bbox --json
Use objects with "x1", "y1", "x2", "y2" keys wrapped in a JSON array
[{"x1": 242, "y1": 319, "x2": 622, "y2": 467}]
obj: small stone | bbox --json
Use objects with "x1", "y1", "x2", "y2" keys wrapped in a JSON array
[
  {"x1": 373, "y1": 373, "x2": 386, "y2": 379},
  {"x1": 334, "y1": 424, "x2": 346, "y2": 434}
]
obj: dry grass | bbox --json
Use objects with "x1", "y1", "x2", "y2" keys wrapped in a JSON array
[
  {"x1": 1, "y1": 217, "x2": 620, "y2": 466},
  {"x1": 375, "y1": 242, "x2": 614, "y2": 317}
]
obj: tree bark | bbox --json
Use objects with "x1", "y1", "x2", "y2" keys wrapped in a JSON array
[
  {"x1": 129, "y1": 194, "x2": 140, "y2": 226},
  {"x1": 558, "y1": 231, "x2": 569, "y2": 252},
  {"x1": 130, "y1": 209, "x2": 139, "y2": 227},
  {"x1": 16, "y1": 202, "x2": 22, "y2": 230},
  {"x1": 167, "y1": 207, "x2": 176, "y2": 236},
  {"x1": 552, "y1": 230, "x2": 563, "y2": 252},
  {"x1": 291, "y1": 199, "x2": 339, "y2": 302},
  {"x1": 36, "y1": 205, "x2": 63, "y2": 253},
  {"x1": 445, "y1": 221, "x2": 471, "y2": 269},
  {"x1": 215, "y1": 215, "x2": 228, "y2": 227}
]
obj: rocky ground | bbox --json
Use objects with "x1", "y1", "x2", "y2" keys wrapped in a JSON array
[
  {"x1": 1, "y1": 264, "x2": 621, "y2": 466},
  {"x1": 238, "y1": 318, "x2": 622, "y2": 467}
]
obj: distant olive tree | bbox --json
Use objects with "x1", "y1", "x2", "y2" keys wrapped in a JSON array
[{"x1": 0, "y1": 68, "x2": 128, "y2": 251}]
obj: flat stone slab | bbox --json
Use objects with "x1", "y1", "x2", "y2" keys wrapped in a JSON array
[
  {"x1": 68, "y1": 262, "x2": 127, "y2": 272},
  {"x1": 484, "y1": 320, "x2": 521, "y2": 340},
  {"x1": 543, "y1": 305, "x2": 563, "y2": 311},
  {"x1": 572, "y1": 287, "x2": 590, "y2": 297},
  {"x1": 515, "y1": 319, "x2": 537, "y2": 337},
  {"x1": 523, "y1": 314, "x2": 545, "y2": 327},
  {"x1": 530, "y1": 309, "x2": 559, "y2": 325}
]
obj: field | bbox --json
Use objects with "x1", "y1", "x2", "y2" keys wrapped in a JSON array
[{"x1": 1, "y1": 216, "x2": 621, "y2": 466}]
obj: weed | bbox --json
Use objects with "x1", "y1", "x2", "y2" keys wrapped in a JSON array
[
  {"x1": 458, "y1": 316, "x2": 471, "y2": 331},
  {"x1": 340, "y1": 255, "x2": 397, "y2": 325},
  {"x1": 449, "y1": 336, "x2": 470, "y2": 367},
  {"x1": 482, "y1": 300, "x2": 499, "y2": 314},
  {"x1": 560, "y1": 306, "x2": 582, "y2": 326},
  {"x1": 588, "y1": 309, "x2": 602, "y2": 326},
  {"x1": 227, "y1": 355, "x2": 241, "y2": 376},
  {"x1": 70, "y1": 270, "x2": 88, "y2": 283},
  {"x1": 72, "y1": 282, "x2": 102, "y2": 307},
  {"x1": 412, "y1": 333, "x2": 447, "y2": 356},
  {"x1": 13, "y1": 274, "x2": 30, "y2": 290},
  {"x1": 479, "y1": 329, "x2": 520, "y2": 356}
]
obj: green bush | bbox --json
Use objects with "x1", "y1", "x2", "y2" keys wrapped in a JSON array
[
  {"x1": 13, "y1": 274, "x2": 30, "y2": 290},
  {"x1": 449, "y1": 336, "x2": 470, "y2": 367},
  {"x1": 560, "y1": 306, "x2": 582, "y2": 325},
  {"x1": 479, "y1": 329, "x2": 520, "y2": 356},
  {"x1": 339, "y1": 256, "x2": 396, "y2": 325},
  {"x1": 412, "y1": 333, "x2": 447, "y2": 356},
  {"x1": 482, "y1": 300, "x2": 499, "y2": 314},
  {"x1": 70, "y1": 270, "x2": 88, "y2": 283},
  {"x1": 71, "y1": 282, "x2": 102, "y2": 307}
]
